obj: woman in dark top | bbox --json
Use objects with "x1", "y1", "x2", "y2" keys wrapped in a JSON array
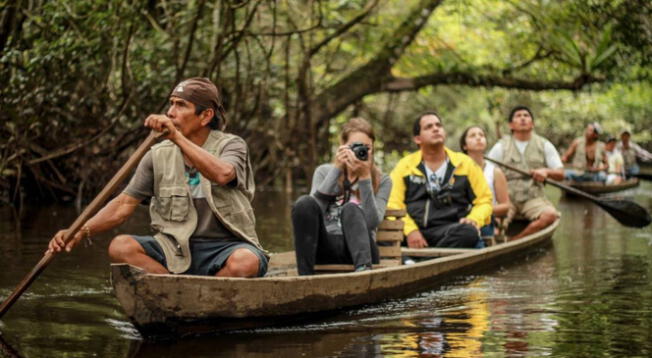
[{"x1": 292, "y1": 118, "x2": 392, "y2": 275}]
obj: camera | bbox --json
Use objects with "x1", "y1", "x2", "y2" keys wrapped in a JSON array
[
  {"x1": 427, "y1": 186, "x2": 453, "y2": 209},
  {"x1": 349, "y1": 142, "x2": 369, "y2": 161}
]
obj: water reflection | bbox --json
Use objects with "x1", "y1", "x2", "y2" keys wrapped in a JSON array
[
  {"x1": 374, "y1": 279, "x2": 489, "y2": 357},
  {"x1": 0, "y1": 183, "x2": 651, "y2": 357}
]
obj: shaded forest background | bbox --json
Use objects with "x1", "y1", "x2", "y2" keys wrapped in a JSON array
[{"x1": 1, "y1": 0, "x2": 651, "y2": 205}]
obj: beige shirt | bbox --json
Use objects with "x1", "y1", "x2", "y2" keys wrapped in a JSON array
[{"x1": 606, "y1": 150, "x2": 624, "y2": 175}]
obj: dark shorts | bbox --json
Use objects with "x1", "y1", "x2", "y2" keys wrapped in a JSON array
[{"x1": 132, "y1": 235, "x2": 268, "y2": 276}]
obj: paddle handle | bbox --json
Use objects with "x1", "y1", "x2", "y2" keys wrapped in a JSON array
[
  {"x1": 0, "y1": 130, "x2": 165, "y2": 318},
  {"x1": 483, "y1": 156, "x2": 601, "y2": 202}
]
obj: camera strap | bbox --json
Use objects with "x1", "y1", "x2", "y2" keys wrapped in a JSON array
[
  {"x1": 342, "y1": 176, "x2": 359, "y2": 204},
  {"x1": 426, "y1": 158, "x2": 454, "y2": 193}
]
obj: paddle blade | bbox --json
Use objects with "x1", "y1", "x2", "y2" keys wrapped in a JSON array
[
  {"x1": 597, "y1": 199, "x2": 651, "y2": 228},
  {"x1": 634, "y1": 173, "x2": 652, "y2": 181}
]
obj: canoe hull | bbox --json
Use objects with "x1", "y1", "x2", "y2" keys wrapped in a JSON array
[
  {"x1": 111, "y1": 219, "x2": 559, "y2": 337},
  {"x1": 564, "y1": 178, "x2": 639, "y2": 195}
]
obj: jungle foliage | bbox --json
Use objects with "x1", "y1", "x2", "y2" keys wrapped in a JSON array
[{"x1": 1, "y1": 0, "x2": 651, "y2": 204}]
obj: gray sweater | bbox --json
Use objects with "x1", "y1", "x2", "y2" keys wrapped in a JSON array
[{"x1": 310, "y1": 163, "x2": 392, "y2": 235}]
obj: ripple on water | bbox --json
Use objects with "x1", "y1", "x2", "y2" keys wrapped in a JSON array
[{"x1": 105, "y1": 318, "x2": 142, "y2": 340}]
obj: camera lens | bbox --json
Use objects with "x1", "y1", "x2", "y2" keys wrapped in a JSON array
[
  {"x1": 349, "y1": 142, "x2": 369, "y2": 161},
  {"x1": 355, "y1": 148, "x2": 368, "y2": 161}
]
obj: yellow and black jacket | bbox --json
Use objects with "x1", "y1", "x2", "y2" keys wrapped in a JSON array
[{"x1": 388, "y1": 147, "x2": 493, "y2": 236}]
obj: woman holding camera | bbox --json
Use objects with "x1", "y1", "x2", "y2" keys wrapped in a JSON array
[{"x1": 292, "y1": 118, "x2": 392, "y2": 275}]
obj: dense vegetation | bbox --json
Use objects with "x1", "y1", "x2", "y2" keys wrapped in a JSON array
[{"x1": 1, "y1": 0, "x2": 651, "y2": 205}]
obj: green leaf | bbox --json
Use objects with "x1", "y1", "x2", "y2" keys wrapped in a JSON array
[{"x1": 590, "y1": 44, "x2": 617, "y2": 71}]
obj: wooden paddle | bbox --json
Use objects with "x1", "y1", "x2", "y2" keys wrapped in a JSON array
[
  {"x1": 634, "y1": 172, "x2": 652, "y2": 181},
  {"x1": 0, "y1": 130, "x2": 165, "y2": 319},
  {"x1": 485, "y1": 157, "x2": 651, "y2": 228},
  {"x1": 0, "y1": 334, "x2": 21, "y2": 358}
]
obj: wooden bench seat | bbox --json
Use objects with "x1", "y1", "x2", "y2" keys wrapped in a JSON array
[
  {"x1": 401, "y1": 247, "x2": 477, "y2": 257},
  {"x1": 314, "y1": 209, "x2": 405, "y2": 272}
]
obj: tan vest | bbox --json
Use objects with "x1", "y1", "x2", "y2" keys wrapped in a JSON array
[
  {"x1": 620, "y1": 145, "x2": 637, "y2": 168},
  {"x1": 149, "y1": 130, "x2": 262, "y2": 273},
  {"x1": 500, "y1": 133, "x2": 546, "y2": 204},
  {"x1": 571, "y1": 137, "x2": 605, "y2": 173}
]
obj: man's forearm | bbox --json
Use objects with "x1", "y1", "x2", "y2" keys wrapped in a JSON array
[
  {"x1": 86, "y1": 194, "x2": 139, "y2": 235},
  {"x1": 545, "y1": 168, "x2": 564, "y2": 181},
  {"x1": 173, "y1": 135, "x2": 235, "y2": 185}
]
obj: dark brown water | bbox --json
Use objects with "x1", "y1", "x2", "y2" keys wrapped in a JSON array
[{"x1": 1, "y1": 184, "x2": 652, "y2": 358}]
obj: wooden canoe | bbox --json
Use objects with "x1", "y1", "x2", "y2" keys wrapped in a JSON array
[
  {"x1": 564, "y1": 178, "x2": 639, "y2": 195},
  {"x1": 111, "y1": 218, "x2": 560, "y2": 338}
]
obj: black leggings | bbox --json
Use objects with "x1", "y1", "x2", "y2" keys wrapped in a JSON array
[{"x1": 291, "y1": 195, "x2": 379, "y2": 275}]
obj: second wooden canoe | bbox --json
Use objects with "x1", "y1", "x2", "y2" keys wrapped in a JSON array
[{"x1": 565, "y1": 178, "x2": 639, "y2": 195}]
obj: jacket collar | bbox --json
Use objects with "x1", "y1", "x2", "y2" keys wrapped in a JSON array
[{"x1": 414, "y1": 146, "x2": 461, "y2": 176}]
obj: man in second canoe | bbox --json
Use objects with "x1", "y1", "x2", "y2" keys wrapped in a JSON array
[
  {"x1": 561, "y1": 122, "x2": 608, "y2": 183},
  {"x1": 388, "y1": 111, "x2": 492, "y2": 249},
  {"x1": 617, "y1": 130, "x2": 652, "y2": 178},
  {"x1": 487, "y1": 106, "x2": 564, "y2": 240},
  {"x1": 47, "y1": 77, "x2": 268, "y2": 277}
]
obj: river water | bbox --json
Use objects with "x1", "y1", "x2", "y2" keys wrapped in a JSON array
[{"x1": 1, "y1": 183, "x2": 651, "y2": 357}]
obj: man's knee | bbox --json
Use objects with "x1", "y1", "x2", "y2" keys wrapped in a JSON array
[
  {"x1": 436, "y1": 223, "x2": 478, "y2": 247},
  {"x1": 457, "y1": 223, "x2": 480, "y2": 243},
  {"x1": 537, "y1": 209, "x2": 557, "y2": 227},
  {"x1": 108, "y1": 235, "x2": 142, "y2": 262},
  {"x1": 223, "y1": 248, "x2": 260, "y2": 277}
]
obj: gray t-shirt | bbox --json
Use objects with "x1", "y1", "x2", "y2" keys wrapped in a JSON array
[
  {"x1": 310, "y1": 163, "x2": 392, "y2": 236},
  {"x1": 124, "y1": 137, "x2": 248, "y2": 239}
]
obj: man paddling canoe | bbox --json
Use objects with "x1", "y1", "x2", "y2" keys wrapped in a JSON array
[
  {"x1": 47, "y1": 77, "x2": 268, "y2": 277},
  {"x1": 487, "y1": 106, "x2": 564, "y2": 240},
  {"x1": 561, "y1": 122, "x2": 608, "y2": 183}
]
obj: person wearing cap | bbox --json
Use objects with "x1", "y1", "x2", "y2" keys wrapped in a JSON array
[
  {"x1": 486, "y1": 106, "x2": 564, "y2": 240},
  {"x1": 617, "y1": 130, "x2": 652, "y2": 177},
  {"x1": 561, "y1": 122, "x2": 608, "y2": 183},
  {"x1": 604, "y1": 137, "x2": 625, "y2": 185},
  {"x1": 47, "y1": 77, "x2": 268, "y2": 278}
]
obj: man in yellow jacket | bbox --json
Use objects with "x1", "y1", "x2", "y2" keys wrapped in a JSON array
[{"x1": 388, "y1": 111, "x2": 492, "y2": 248}]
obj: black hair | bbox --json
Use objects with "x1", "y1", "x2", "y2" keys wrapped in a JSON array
[
  {"x1": 195, "y1": 104, "x2": 221, "y2": 130},
  {"x1": 508, "y1": 105, "x2": 534, "y2": 122},
  {"x1": 606, "y1": 136, "x2": 617, "y2": 143},
  {"x1": 413, "y1": 110, "x2": 442, "y2": 136},
  {"x1": 459, "y1": 125, "x2": 484, "y2": 154}
]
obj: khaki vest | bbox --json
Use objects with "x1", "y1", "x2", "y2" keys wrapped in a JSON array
[
  {"x1": 500, "y1": 133, "x2": 546, "y2": 204},
  {"x1": 149, "y1": 130, "x2": 262, "y2": 273},
  {"x1": 571, "y1": 137, "x2": 605, "y2": 173}
]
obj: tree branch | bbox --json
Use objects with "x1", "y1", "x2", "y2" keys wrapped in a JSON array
[
  {"x1": 307, "y1": 0, "x2": 379, "y2": 58},
  {"x1": 313, "y1": 0, "x2": 443, "y2": 122},
  {"x1": 502, "y1": 46, "x2": 555, "y2": 75},
  {"x1": 384, "y1": 71, "x2": 602, "y2": 92},
  {"x1": 26, "y1": 95, "x2": 132, "y2": 165},
  {"x1": 176, "y1": 0, "x2": 207, "y2": 83}
]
